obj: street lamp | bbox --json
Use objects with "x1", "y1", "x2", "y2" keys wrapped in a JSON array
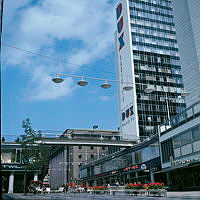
[
  {"x1": 144, "y1": 86, "x2": 192, "y2": 123},
  {"x1": 77, "y1": 77, "x2": 88, "y2": 86},
  {"x1": 52, "y1": 73, "x2": 133, "y2": 91}
]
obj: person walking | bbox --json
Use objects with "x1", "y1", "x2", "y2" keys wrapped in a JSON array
[{"x1": 71, "y1": 182, "x2": 76, "y2": 195}]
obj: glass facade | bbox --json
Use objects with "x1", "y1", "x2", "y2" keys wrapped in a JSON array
[
  {"x1": 80, "y1": 140, "x2": 160, "y2": 178},
  {"x1": 128, "y1": 0, "x2": 186, "y2": 137},
  {"x1": 172, "y1": 125, "x2": 200, "y2": 159}
]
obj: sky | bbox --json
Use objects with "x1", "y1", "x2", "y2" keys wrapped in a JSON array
[{"x1": 1, "y1": 0, "x2": 120, "y2": 141}]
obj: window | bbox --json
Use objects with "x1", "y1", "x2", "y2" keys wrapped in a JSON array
[
  {"x1": 192, "y1": 126, "x2": 200, "y2": 141},
  {"x1": 161, "y1": 139, "x2": 174, "y2": 163},
  {"x1": 102, "y1": 147, "x2": 105, "y2": 150},
  {"x1": 90, "y1": 146, "x2": 94, "y2": 150},
  {"x1": 180, "y1": 131, "x2": 192, "y2": 145},
  {"x1": 78, "y1": 146, "x2": 82, "y2": 150},
  {"x1": 173, "y1": 136, "x2": 180, "y2": 148},
  {"x1": 16, "y1": 149, "x2": 21, "y2": 163},
  {"x1": 78, "y1": 154, "x2": 82, "y2": 159},
  {"x1": 91, "y1": 154, "x2": 94, "y2": 159}
]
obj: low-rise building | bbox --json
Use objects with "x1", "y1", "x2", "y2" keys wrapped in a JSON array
[
  {"x1": 79, "y1": 100, "x2": 200, "y2": 190},
  {"x1": 1, "y1": 142, "x2": 39, "y2": 193},
  {"x1": 80, "y1": 134, "x2": 161, "y2": 186},
  {"x1": 49, "y1": 129, "x2": 119, "y2": 190},
  {"x1": 159, "y1": 100, "x2": 200, "y2": 190}
]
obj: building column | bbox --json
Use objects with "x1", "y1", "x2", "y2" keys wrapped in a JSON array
[
  {"x1": 135, "y1": 172, "x2": 139, "y2": 183},
  {"x1": 166, "y1": 173, "x2": 170, "y2": 185},
  {"x1": 34, "y1": 172, "x2": 38, "y2": 181},
  {"x1": 8, "y1": 172, "x2": 14, "y2": 194},
  {"x1": 150, "y1": 170, "x2": 155, "y2": 183}
]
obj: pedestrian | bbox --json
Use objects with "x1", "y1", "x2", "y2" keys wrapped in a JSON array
[{"x1": 71, "y1": 182, "x2": 76, "y2": 195}]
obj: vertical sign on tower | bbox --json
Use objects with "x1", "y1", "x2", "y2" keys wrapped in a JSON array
[{"x1": 115, "y1": 0, "x2": 139, "y2": 140}]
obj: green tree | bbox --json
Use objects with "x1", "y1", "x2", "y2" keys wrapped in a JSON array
[{"x1": 17, "y1": 118, "x2": 51, "y2": 178}]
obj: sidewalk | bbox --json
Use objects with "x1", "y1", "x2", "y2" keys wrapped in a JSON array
[
  {"x1": 167, "y1": 191, "x2": 200, "y2": 198},
  {"x1": 2, "y1": 191, "x2": 200, "y2": 200}
]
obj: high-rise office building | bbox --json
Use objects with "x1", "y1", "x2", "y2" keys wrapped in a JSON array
[
  {"x1": 115, "y1": 0, "x2": 186, "y2": 140},
  {"x1": 172, "y1": 0, "x2": 200, "y2": 107}
]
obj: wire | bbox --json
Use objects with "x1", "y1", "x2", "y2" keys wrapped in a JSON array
[{"x1": 2, "y1": 42, "x2": 116, "y2": 76}]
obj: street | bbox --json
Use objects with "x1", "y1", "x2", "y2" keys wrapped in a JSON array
[{"x1": 2, "y1": 192, "x2": 200, "y2": 200}]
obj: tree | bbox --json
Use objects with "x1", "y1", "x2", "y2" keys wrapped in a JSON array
[{"x1": 17, "y1": 118, "x2": 51, "y2": 178}]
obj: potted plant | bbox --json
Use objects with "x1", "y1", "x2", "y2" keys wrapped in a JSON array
[
  {"x1": 93, "y1": 186, "x2": 108, "y2": 190},
  {"x1": 148, "y1": 183, "x2": 164, "y2": 190},
  {"x1": 125, "y1": 184, "x2": 145, "y2": 196},
  {"x1": 147, "y1": 183, "x2": 165, "y2": 197}
]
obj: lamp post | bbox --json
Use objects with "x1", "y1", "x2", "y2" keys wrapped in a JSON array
[{"x1": 144, "y1": 87, "x2": 190, "y2": 123}]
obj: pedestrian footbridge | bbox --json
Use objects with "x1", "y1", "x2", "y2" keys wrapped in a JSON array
[{"x1": 34, "y1": 137, "x2": 136, "y2": 147}]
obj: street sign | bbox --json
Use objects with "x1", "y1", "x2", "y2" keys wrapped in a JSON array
[{"x1": 141, "y1": 164, "x2": 147, "y2": 170}]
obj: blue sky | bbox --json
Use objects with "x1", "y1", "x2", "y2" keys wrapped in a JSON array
[{"x1": 2, "y1": 0, "x2": 120, "y2": 141}]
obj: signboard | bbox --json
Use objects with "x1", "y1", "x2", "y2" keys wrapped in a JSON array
[
  {"x1": 141, "y1": 164, "x2": 147, "y2": 170},
  {"x1": 2, "y1": 164, "x2": 25, "y2": 170},
  {"x1": 115, "y1": 0, "x2": 139, "y2": 140}
]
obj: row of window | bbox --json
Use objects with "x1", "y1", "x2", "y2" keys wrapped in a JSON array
[
  {"x1": 82, "y1": 141, "x2": 160, "y2": 176},
  {"x1": 135, "y1": 69, "x2": 183, "y2": 82},
  {"x1": 161, "y1": 125, "x2": 200, "y2": 163},
  {"x1": 132, "y1": 32, "x2": 177, "y2": 43},
  {"x1": 78, "y1": 146, "x2": 105, "y2": 150},
  {"x1": 173, "y1": 126, "x2": 200, "y2": 148},
  {"x1": 133, "y1": 42, "x2": 178, "y2": 53},
  {"x1": 133, "y1": 43, "x2": 179, "y2": 57},
  {"x1": 132, "y1": 14, "x2": 174, "y2": 27},
  {"x1": 132, "y1": 50, "x2": 181, "y2": 66},
  {"x1": 134, "y1": 65, "x2": 182, "y2": 78},
  {"x1": 135, "y1": 76, "x2": 183, "y2": 87},
  {"x1": 131, "y1": 20, "x2": 175, "y2": 32},
  {"x1": 130, "y1": 6, "x2": 173, "y2": 18},
  {"x1": 138, "y1": 113, "x2": 169, "y2": 123},
  {"x1": 132, "y1": 27, "x2": 176, "y2": 41},
  {"x1": 130, "y1": 8, "x2": 174, "y2": 23},
  {"x1": 134, "y1": 64, "x2": 182, "y2": 75},
  {"x1": 133, "y1": 36, "x2": 178, "y2": 49},
  {"x1": 131, "y1": 24, "x2": 176, "y2": 35},
  {"x1": 129, "y1": 0, "x2": 172, "y2": 11},
  {"x1": 78, "y1": 154, "x2": 95, "y2": 159}
]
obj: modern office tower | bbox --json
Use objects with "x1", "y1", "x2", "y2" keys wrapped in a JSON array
[
  {"x1": 172, "y1": 0, "x2": 200, "y2": 107},
  {"x1": 115, "y1": 0, "x2": 186, "y2": 140}
]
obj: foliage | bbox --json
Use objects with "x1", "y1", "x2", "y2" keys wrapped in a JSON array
[
  {"x1": 16, "y1": 118, "x2": 51, "y2": 178},
  {"x1": 93, "y1": 186, "x2": 108, "y2": 190},
  {"x1": 125, "y1": 183, "x2": 145, "y2": 190},
  {"x1": 148, "y1": 183, "x2": 164, "y2": 189}
]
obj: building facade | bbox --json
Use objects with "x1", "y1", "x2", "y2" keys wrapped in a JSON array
[
  {"x1": 80, "y1": 134, "x2": 161, "y2": 186},
  {"x1": 115, "y1": 0, "x2": 186, "y2": 140},
  {"x1": 172, "y1": 0, "x2": 200, "y2": 107},
  {"x1": 80, "y1": 101, "x2": 200, "y2": 190},
  {"x1": 49, "y1": 129, "x2": 119, "y2": 190},
  {"x1": 1, "y1": 142, "x2": 39, "y2": 193},
  {"x1": 159, "y1": 100, "x2": 200, "y2": 190}
]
